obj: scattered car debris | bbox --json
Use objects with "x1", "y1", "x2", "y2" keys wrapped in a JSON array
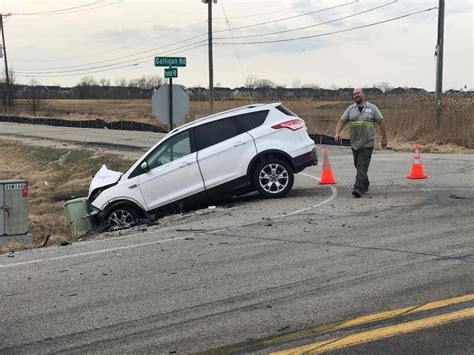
[{"x1": 449, "y1": 193, "x2": 473, "y2": 200}]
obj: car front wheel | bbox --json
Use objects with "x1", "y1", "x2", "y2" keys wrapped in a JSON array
[
  {"x1": 105, "y1": 205, "x2": 139, "y2": 229},
  {"x1": 253, "y1": 159, "x2": 294, "y2": 198}
]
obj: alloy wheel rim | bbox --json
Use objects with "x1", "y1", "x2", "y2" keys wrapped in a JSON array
[
  {"x1": 259, "y1": 163, "x2": 289, "y2": 194},
  {"x1": 108, "y1": 209, "x2": 135, "y2": 227}
]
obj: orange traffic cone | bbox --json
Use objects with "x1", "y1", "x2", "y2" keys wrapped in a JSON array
[
  {"x1": 319, "y1": 148, "x2": 336, "y2": 184},
  {"x1": 407, "y1": 145, "x2": 428, "y2": 179}
]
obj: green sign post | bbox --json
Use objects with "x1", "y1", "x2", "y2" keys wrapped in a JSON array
[
  {"x1": 164, "y1": 67, "x2": 178, "y2": 79},
  {"x1": 154, "y1": 57, "x2": 187, "y2": 131},
  {"x1": 154, "y1": 57, "x2": 187, "y2": 67}
]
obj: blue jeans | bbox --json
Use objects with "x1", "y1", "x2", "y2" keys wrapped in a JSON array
[{"x1": 352, "y1": 147, "x2": 373, "y2": 193}]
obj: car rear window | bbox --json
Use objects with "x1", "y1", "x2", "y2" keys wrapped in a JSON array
[
  {"x1": 234, "y1": 110, "x2": 269, "y2": 131},
  {"x1": 194, "y1": 118, "x2": 241, "y2": 150},
  {"x1": 276, "y1": 105, "x2": 297, "y2": 117}
]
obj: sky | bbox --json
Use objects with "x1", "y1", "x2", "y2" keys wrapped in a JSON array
[{"x1": 1, "y1": 0, "x2": 473, "y2": 91}]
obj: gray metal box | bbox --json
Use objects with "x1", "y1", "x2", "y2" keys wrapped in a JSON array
[{"x1": 0, "y1": 180, "x2": 32, "y2": 245}]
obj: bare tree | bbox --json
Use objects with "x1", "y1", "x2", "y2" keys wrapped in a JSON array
[
  {"x1": 99, "y1": 78, "x2": 110, "y2": 87},
  {"x1": 146, "y1": 74, "x2": 163, "y2": 89},
  {"x1": 244, "y1": 75, "x2": 258, "y2": 89},
  {"x1": 76, "y1": 76, "x2": 99, "y2": 99},
  {"x1": 79, "y1": 76, "x2": 98, "y2": 87},
  {"x1": 129, "y1": 75, "x2": 163, "y2": 90},
  {"x1": 114, "y1": 77, "x2": 128, "y2": 87},
  {"x1": 26, "y1": 78, "x2": 44, "y2": 116},
  {"x1": 255, "y1": 79, "x2": 275, "y2": 89},
  {"x1": 374, "y1": 81, "x2": 392, "y2": 93}
]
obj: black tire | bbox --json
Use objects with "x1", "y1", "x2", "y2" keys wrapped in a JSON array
[
  {"x1": 104, "y1": 205, "x2": 140, "y2": 229},
  {"x1": 252, "y1": 159, "x2": 294, "y2": 198}
]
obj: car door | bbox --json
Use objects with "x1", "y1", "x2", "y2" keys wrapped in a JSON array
[
  {"x1": 194, "y1": 117, "x2": 256, "y2": 190},
  {"x1": 137, "y1": 130, "x2": 204, "y2": 210}
]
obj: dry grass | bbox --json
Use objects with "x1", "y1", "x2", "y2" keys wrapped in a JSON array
[
  {"x1": 0, "y1": 140, "x2": 135, "y2": 253},
  {"x1": 376, "y1": 93, "x2": 473, "y2": 150},
  {"x1": 14, "y1": 98, "x2": 344, "y2": 125},
  {"x1": 13, "y1": 95, "x2": 472, "y2": 151},
  {"x1": 8, "y1": 94, "x2": 473, "y2": 154}
]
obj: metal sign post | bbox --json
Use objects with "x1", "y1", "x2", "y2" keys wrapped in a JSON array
[
  {"x1": 169, "y1": 74, "x2": 173, "y2": 129},
  {"x1": 154, "y1": 57, "x2": 187, "y2": 130}
]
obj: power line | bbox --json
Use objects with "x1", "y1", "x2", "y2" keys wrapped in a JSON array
[
  {"x1": 15, "y1": 37, "x2": 208, "y2": 72},
  {"x1": 215, "y1": 7, "x2": 437, "y2": 45},
  {"x1": 213, "y1": 0, "x2": 357, "y2": 34},
  {"x1": 219, "y1": 0, "x2": 247, "y2": 86},
  {"x1": 217, "y1": 1, "x2": 397, "y2": 39},
  {"x1": 15, "y1": 41, "x2": 207, "y2": 75},
  {"x1": 214, "y1": 0, "x2": 322, "y2": 20},
  {"x1": 12, "y1": 1, "x2": 357, "y2": 71},
  {"x1": 13, "y1": 20, "x2": 209, "y2": 64},
  {"x1": 9, "y1": 1, "x2": 124, "y2": 16},
  {"x1": 15, "y1": 44, "x2": 207, "y2": 78}
]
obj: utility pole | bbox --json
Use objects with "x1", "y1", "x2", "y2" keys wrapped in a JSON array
[
  {"x1": 203, "y1": 0, "x2": 215, "y2": 112},
  {"x1": 435, "y1": 0, "x2": 445, "y2": 128},
  {"x1": 0, "y1": 14, "x2": 11, "y2": 111}
]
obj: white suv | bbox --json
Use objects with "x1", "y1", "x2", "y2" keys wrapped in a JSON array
[{"x1": 88, "y1": 103, "x2": 318, "y2": 227}]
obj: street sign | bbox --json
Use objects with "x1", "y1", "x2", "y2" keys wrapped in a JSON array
[
  {"x1": 152, "y1": 84, "x2": 189, "y2": 127},
  {"x1": 164, "y1": 67, "x2": 178, "y2": 78},
  {"x1": 154, "y1": 57, "x2": 187, "y2": 67}
]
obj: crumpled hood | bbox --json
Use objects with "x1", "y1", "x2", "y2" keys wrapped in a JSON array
[{"x1": 88, "y1": 164, "x2": 123, "y2": 199}]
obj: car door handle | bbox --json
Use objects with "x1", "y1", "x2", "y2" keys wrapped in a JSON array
[
  {"x1": 234, "y1": 141, "x2": 247, "y2": 147},
  {"x1": 179, "y1": 161, "x2": 193, "y2": 168},
  {"x1": 129, "y1": 184, "x2": 138, "y2": 189}
]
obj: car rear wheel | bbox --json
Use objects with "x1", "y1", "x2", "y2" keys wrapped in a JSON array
[
  {"x1": 105, "y1": 205, "x2": 139, "y2": 229},
  {"x1": 253, "y1": 159, "x2": 294, "y2": 198}
]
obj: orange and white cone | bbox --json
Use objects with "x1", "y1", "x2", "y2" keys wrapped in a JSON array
[
  {"x1": 407, "y1": 145, "x2": 428, "y2": 179},
  {"x1": 319, "y1": 148, "x2": 336, "y2": 184}
]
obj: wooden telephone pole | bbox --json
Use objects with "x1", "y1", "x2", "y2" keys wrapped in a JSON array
[
  {"x1": 0, "y1": 14, "x2": 12, "y2": 111},
  {"x1": 435, "y1": 0, "x2": 445, "y2": 128},
  {"x1": 202, "y1": 0, "x2": 215, "y2": 112}
]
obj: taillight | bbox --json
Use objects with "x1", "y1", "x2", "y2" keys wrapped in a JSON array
[{"x1": 271, "y1": 119, "x2": 305, "y2": 131}]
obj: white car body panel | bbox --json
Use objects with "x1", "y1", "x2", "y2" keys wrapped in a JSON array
[
  {"x1": 138, "y1": 152, "x2": 204, "y2": 210},
  {"x1": 248, "y1": 110, "x2": 315, "y2": 157},
  {"x1": 197, "y1": 132, "x2": 256, "y2": 189}
]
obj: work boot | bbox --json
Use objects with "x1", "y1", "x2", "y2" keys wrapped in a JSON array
[{"x1": 352, "y1": 189, "x2": 362, "y2": 198}]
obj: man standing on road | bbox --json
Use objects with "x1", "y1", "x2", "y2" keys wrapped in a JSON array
[{"x1": 335, "y1": 88, "x2": 388, "y2": 198}]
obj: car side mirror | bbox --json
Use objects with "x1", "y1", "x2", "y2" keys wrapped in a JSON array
[{"x1": 141, "y1": 161, "x2": 150, "y2": 172}]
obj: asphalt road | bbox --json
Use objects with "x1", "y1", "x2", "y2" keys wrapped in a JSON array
[{"x1": 0, "y1": 123, "x2": 473, "y2": 354}]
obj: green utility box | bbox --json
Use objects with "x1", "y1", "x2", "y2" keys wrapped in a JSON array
[
  {"x1": 0, "y1": 180, "x2": 33, "y2": 245},
  {"x1": 63, "y1": 197, "x2": 93, "y2": 235}
]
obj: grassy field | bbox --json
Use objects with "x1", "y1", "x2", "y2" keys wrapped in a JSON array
[
  {"x1": 0, "y1": 141, "x2": 135, "y2": 253},
  {"x1": 13, "y1": 94, "x2": 473, "y2": 150}
]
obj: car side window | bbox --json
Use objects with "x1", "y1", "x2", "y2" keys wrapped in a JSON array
[
  {"x1": 276, "y1": 105, "x2": 297, "y2": 117},
  {"x1": 146, "y1": 131, "x2": 191, "y2": 169},
  {"x1": 234, "y1": 110, "x2": 269, "y2": 131},
  {"x1": 194, "y1": 118, "x2": 241, "y2": 150}
]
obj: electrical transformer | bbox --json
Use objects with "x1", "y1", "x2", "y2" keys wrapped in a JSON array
[{"x1": 0, "y1": 180, "x2": 32, "y2": 245}]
